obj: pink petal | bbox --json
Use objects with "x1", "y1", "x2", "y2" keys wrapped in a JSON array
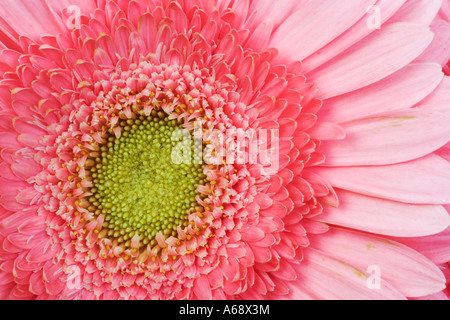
[
  {"x1": 320, "y1": 109, "x2": 450, "y2": 166},
  {"x1": 316, "y1": 190, "x2": 450, "y2": 237},
  {"x1": 388, "y1": 0, "x2": 442, "y2": 25},
  {"x1": 193, "y1": 276, "x2": 212, "y2": 300},
  {"x1": 301, "y1": 220, "x2": 330, "y2": 235},
  {"x1": 301, "y1": 0, "x2": 408, "y2": 73},
  {"x1": 270, "y1": 0, "x2": 377, "y2": 64},
  {"x1": 46, "y1": 0, "x2": 96, "y2": 14},
  {"x1": 245, "y1": 0, "x2": 300, "y2": 31},
  {"x1": 411, "y1": 291, "x2": 449, "y2": 300},
  {"x1": 317, "y1": 63, "x2": 444, "y2": 123},
  {"x1": 418, "y1": 76, "x2": 450, "y2": 113},
  {"x1": 307, "y1": 122, "x2": 346, "y2": 141},
  {"x1": 245, "y1": 19, "x2": 273, "y2": 52},
  {"x1": 13, "y1": 119, "x2": 47, "y2": 136},
  {"x1": 207, "y1": 268, "x2": 224, "y2": 290},
  {"x1": 0, "y1": 132, "x2": 19, "y2": 149},
  {"x1": 138, "y1": 13, "x2": 157, "y2": 53},
  {"x1": 0, "y1": 16, "x2": 21, "y2": 50},
  {"x1": 29, "y1": 271, "x2": 46, "y2": 295},
  {"x1": 391, "y1": 227, "x2": 450, "y2": 264},
  {"x1": 441, "y1": 0, "x2": 450, "y2": 20},
  {"x1": 0, "y1": 0, "x2": 66, "y2": 42},
  {"x1": 416, "y1": 17, "x2": 450, "y2": 66},
  {"x1": 253, "y1": 193, "x2": 273, "y2": 209},
  {"x1": 309, "y1": 23, "x2": 434, "y2": 99},
  {"x1": 313, "y1": 154, "x2": 450, "y2": 204},
  {"x1": 252, "y1": 246, "x2": 272, "y2": 264},
  {"x1": 241, "y1": 226, "x2": 265, "y2": 242},
  {"x1": 288, "y1": 248, "x2": 406, "y2": 300},
  {"x1": 271, "y1": 260, "x2": 296, "y2": 281},
  {"x1": 309, "y1": 228, "x2": 447, "y2": 297},
  {"x1": 436, "y1": 144, "x2": 450, "y2": 162}
]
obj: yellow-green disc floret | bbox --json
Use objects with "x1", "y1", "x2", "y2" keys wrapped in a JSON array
[{"x1": 88, "y1": 113, "x2": 206, "y2": 246}]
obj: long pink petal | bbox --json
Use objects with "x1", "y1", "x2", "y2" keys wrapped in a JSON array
[
  {"x1": 390, "y1": 227, "x2": 450, "y2": 264},
  {"x1": 308, "y1": 23, "x2": 434, "y2": 99},
  {"x1": 46, "y1": 0, "x2": 96, "y2": 14},
  {"x1": 388, "y1": 0, "x2": 442, "y2": 25},
  {"x1": 245, "y1": 0, "x2": 300, "y2": 31},
  {"x1": 317, "y1": 63, "x2": 444, "y2": 123},
  {"x1": 411, "y1": 291, "x2": 449, "y2": 300},
  {"x1": 418, "y1": 76, "x2": 450, "y2": 113},
  {"x1": 309, "y1": 228, "x2": 447, "y2": 297},
  {"x1": 416, "y1": 17, "x2": 450, "y2": 66},
  {"x1": 312, "y1": 154, "x2": 450, "y2": 204},
  {"x1": 289, "y1": 248, "x2": 406, "y2": 300},
  {"x1": 301, "y1": 0, "x2": 408, "y2": 73},
  {"x1": 316, "y1": 190, "x2": 450, "y2": 237},
  {"x1": 441, "y1": 0, "x2": 450, "y2": 20},
  {"x1": 436, "y1": 144, "x2": 450, "y2": 162},
  {"x1": 0, "y1": 0, "x2": 66, "y2": 42},
  {"x1": 269, "y1": 0, "x2": 377, "y2": 64},
  {"x1": 319, "y1": 109, "x2": 450, "y2": 166},
  {"x1": 245, "y1": 19, "x2": 273, "y2": 52},
  {"x1": 307, "y1": 122, "x2": 346, "y2": 141}
]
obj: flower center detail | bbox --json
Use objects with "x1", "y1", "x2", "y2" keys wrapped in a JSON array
[
  {"x1": 49, "y1": 62, "x2": 248, "y2": 282},
  {"x1": 86, "y1": 112, "x2": 205, "y2": 247}
]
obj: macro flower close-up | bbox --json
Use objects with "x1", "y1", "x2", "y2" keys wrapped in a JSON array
[{"x1": 0, "y1": 0, "x2": 450, "y2": 300}]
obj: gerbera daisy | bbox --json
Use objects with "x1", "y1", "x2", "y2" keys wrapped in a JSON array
[{"x1": 0, "y1": 0, "x2": 450, "y2": 300}]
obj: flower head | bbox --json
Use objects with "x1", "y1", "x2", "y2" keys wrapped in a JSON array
[{"x1": 0, "y1": 0, "x2": 450, "y2": 300}]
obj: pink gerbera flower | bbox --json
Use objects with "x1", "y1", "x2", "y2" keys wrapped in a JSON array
[{"x1": 1, "y1": 0, "x2": 450, "y2": 300}]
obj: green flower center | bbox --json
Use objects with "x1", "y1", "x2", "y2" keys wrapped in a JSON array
[{"x1": 87, "y1": 112, "x2": 206, "y2": 247}]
